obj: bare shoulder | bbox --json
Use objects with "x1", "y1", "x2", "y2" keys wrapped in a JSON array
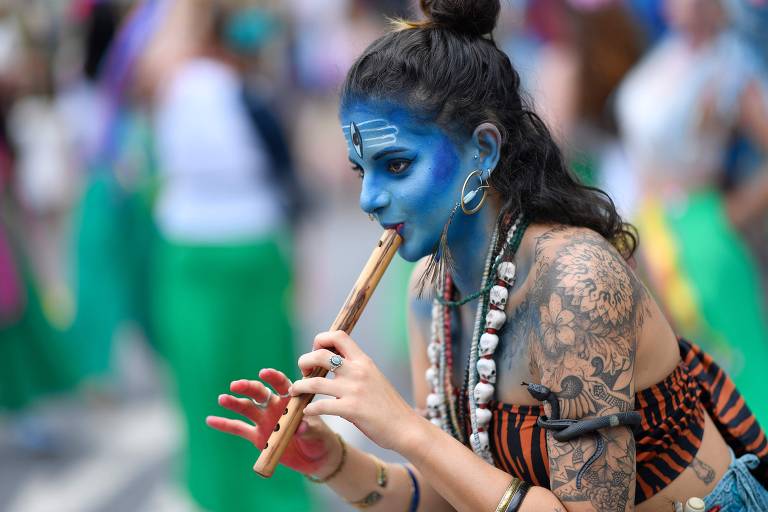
[
  {"x1": 528, "y1": 225, "x2": 648, "y2": 321},
  {"x1": 519, "y1": 226, "x2": 647, "y2": 509},
  {"x1": 523, "y1": 225, "x2": 652, "y2": 392}
]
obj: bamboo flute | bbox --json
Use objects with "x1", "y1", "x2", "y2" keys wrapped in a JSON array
[{"x1": 254, "y1": 229, "x2": 402, "y2": 478}]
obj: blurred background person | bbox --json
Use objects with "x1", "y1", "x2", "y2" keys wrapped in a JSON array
[
  {"x1": 616, "y1": 0, "x2": 768, "y2": 424},
  {"x1": 0, "y1": 2, "x2": 82, "y2": 453},
  {"x1": 509, "y1": 0, "x2": 645, "y2": 201},
  {"x1": 2, "y1": 0, "x2": 766, "y2": 510},
  {"x1": 142, "y1": 1, "x2": 311, "y2": 509},
  {"x1": 66, "y1": 0, "x2": 160, "y2": 395}
]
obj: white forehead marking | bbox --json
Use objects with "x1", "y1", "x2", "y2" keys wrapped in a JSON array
[{"x1": 342, "y1": 119, "x2": 399, "y2": 151}]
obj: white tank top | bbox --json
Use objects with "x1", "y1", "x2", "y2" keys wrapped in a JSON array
[{"x1": 153, "y1": 58, "x2": 283, "y2": 242}]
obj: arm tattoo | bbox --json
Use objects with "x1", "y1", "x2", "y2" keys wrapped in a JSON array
[
  {"x1": 691, "y1": 457, "x2": 715, "y2": 485},
  {"x1": 523, "y1": 228, "x2": 650, "y2": 512}
]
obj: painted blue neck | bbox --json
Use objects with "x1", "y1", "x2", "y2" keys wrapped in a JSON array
[{"x1": 448, "y1": 205, "x2": 497, "y2": 297}]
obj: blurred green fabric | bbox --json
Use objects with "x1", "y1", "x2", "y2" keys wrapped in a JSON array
[
  {"x1": 0, "y1": 212, "x2": 79, "y2": 411},
  {"x1": 151, "y1": 232, "x2": 312, "y2": 511},
  {"x1": 666, "y1": 190, "x2": 768, "y2": 426}
]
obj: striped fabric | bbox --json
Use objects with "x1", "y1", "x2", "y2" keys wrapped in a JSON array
[
  {"x1": 471, "y1": 338, "x2": 768, "y2": 504},
  {"x1": 679, "y1": 339, "x2": 768, "y2": 485}
]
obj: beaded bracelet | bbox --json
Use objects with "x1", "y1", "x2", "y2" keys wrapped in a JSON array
[
  {"x1": 305, "y1": 433, "x2": 346, "y2": 484},
  {"x1": 403, "y1": 464, "x2": 420, "y2": 512}
]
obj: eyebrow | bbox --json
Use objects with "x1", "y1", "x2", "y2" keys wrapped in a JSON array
[{"x1": 372, "y1": 147, "x2": 409, "y2": 160}]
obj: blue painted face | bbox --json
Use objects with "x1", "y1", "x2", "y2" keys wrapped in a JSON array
[{"x1": 340, "y1": 100, "x2": 486, "y2": 262}]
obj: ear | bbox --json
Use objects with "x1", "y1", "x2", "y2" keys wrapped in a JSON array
[{"x1": 471, "y1": 123, "x2": 502, "y2": 179}]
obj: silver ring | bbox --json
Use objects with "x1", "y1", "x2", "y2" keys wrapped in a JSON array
[
  {"x1": 249, "y1": 388, "x2": 272, "y2": 409},
  {"x1": 329, "y1": 354, "x2": 344, "y2": 373}
]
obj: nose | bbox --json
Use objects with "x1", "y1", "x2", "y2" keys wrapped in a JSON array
[{"x1": 359, "y1": 177, "x2": 391, "y2": 215}]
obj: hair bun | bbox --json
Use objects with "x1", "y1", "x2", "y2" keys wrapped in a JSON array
[{"x1": 419, "y1": 0, "x2": 500, "y2": 36}]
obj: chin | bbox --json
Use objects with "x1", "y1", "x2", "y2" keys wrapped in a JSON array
[{"x1": 397, "y1": 235, "x2": 436, "y2": 263}]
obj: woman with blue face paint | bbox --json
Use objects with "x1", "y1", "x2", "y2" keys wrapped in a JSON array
[{"x1": 208, "y1": 1, "x2": 768, "y2": 510}]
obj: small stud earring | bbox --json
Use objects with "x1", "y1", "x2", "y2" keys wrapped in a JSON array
[{"x1": 473, "y1": 154, "x2": 479, "y2": 160}]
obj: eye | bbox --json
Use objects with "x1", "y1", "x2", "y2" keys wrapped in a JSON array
[
  {"x1": 387, "y1": 159, "x2": 411, "y2": 174},
  {"x1": 350, "y1": 163, "x2": 364, "y2": 179},
  {"x1": 350, "y1": 122, "x2": 363, "y2": 158}
]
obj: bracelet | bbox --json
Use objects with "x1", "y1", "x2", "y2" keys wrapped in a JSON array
[
  {"x1": 348, "y1": 491, "x2": 383, "y2": 509},
  {"x1": 403, "y1": 464, "x2": 420, "y2": 512},
  {"x1": 347, "y1": 455, "x2": 388, "y2": 509},
  {"x1": 495, "y1": 477, "x2": 522, "y2": 512},
  {"x1": 504, "y1": 481, "x2": 530, "y2": 512},
  {"x1": 306, "y1": 433, "x2": 346, "y2": 484}
]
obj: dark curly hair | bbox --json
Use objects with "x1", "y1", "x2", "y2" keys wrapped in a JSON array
[{"x1": 340, "y1": 0, "x2": 637, "y2": 258}]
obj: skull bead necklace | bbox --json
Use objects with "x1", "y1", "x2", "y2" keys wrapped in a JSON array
[{"x1": 425, "y1": 213, "x2": 529, "y2": 463}]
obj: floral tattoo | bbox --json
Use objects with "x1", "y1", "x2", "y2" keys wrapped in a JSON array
[{"x1": 510, "y1": 227, "x2": 651, "y2": 511}]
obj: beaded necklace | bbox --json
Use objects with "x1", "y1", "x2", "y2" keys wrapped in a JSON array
[{"x1": 425, "y1": 213, "x2": 529, "y2": 463}]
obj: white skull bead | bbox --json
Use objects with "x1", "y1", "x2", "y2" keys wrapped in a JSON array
[
  {"x1": 426, "y1": 393, "x2": 441, "y2": 418},
  {"x1": 489, "y1": 285, "x2": 508, "y2": 309},
  {"x1": 477, "y1": 358, "x2": 497, "y2": 384},
  {"x1": 475, "y1": 431, "x2": 490, "y2": 453},
  {"x1": 485, "y1": 309, "x2": 506, "y2": 330},
  {"x1": 427, "y1": 342, "x2": 439, "y2": 364},
  {"x1": 430, "y1": 417, "x2": 443, "y2": 428},
  {"x1": 476, "y1": 407, "x2": 492, "y2": 429},
  {"x1": 425, "y1": 366, "x2": 438, "y2": 388},
  {"x1": 497, "y1": 261, "x2": 516, "y2": 285},
  {"x1": 479, "y1": 333, "x2": 499, "y2": 356},
  {"x1": 474, "y1": 381, "x2": 494, "y2": 405}
]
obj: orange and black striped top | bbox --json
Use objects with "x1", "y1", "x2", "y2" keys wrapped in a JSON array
[{"x1": 476, "y1": 338, "x2": 768, "y2": 504}]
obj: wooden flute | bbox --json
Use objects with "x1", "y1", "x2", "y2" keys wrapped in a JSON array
[{"x1": 254, "y1": 229, "x2": 402, "y2": 478}]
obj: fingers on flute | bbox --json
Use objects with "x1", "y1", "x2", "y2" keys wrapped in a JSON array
[
  {"x1": 230, "y1": 379, "x2": 272, "y2": 403},
  {"x1": 312, "y1": 330, "x2": 364, "y2": 359},
  {"x1": 298, "y1": 349, "x2": 336, "y2": 376},
  {"x1": 205, "y1": 416, "x2": 263, "y2": 446},
  {"x1": 303, "y1": 398, "x2": 346, "y2": 417},
  {"x1": 290, "y1": 377, "x2": 341, "y2": 398},
  {"x1": 217, "y1": 394, "x2": 263, "y2": 422},
  {"x1": 259, "y1": 368, "x2": 292, "y2": 395}
]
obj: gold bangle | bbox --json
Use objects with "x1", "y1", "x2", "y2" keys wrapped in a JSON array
[
  {"x1": 371, "y1": 455, "x2": 388, "y2": 488},
  {"x1": 495, "y1": 478, "x2": 522, "y2": 512},
  {"x1": 306, "y1": 433, "x2": 346, "y2": 484}
]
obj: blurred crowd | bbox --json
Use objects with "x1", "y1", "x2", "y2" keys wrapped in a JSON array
[{"x1": 0, "y1": 0, "x2": 767, "y2": 511}]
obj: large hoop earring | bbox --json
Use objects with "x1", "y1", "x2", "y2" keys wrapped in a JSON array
[{"x1": 460, "y1": 169, "x2": 489, "y2": 215}]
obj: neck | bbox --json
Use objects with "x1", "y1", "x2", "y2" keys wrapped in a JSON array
[{"x1": 448, "y1": 205, "x2": 498, "y2": 296}]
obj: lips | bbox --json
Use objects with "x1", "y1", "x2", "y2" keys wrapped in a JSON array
[{"x1": 382, "y1": 222, "x2": 405, "y2": 235}]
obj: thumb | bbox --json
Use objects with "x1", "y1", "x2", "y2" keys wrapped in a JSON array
[{"x1": 294, "y1": 419, "x2": 334, "y2": 460}]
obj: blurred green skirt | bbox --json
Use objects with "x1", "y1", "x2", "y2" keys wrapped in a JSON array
[
  {"x1": 68, "y1": 173, "x2": 156, "y2": 380},
  {"x1": 638, "y1": 189, "x2": 768, "y2": 425},
  {"x1": 0, "y1": 216, "x2": 79, "y2": 411},
  {"x1": 151, "y1": 232, "x2": 311, "y2": 511}
]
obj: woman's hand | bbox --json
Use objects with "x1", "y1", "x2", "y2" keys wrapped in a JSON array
[
  {"x1": 206, "y1": 368, "x2": 339, "y2": 477},
  {"x1": 291, "y1": 330, "x2": 422, "y2": 452}
]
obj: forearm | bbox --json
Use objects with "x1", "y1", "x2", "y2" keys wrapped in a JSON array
[
  {"x1": 401, "y1": 416, "x2": 564, "y2": 511},
  {"x1": 726, "y1": 166, "x2": 768, "y2": 229},
  {"x1": 311, "y1": 431, "x2": 451, "y2": 511}
]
